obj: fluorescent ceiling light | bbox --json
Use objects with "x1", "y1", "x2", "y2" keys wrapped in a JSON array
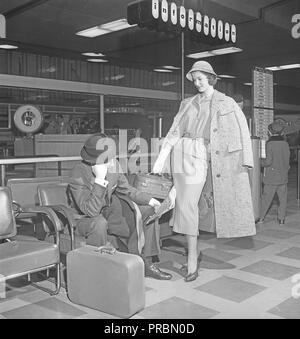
[
  {"x1": 82, "y1": 52, "x2": 105, "y2": 57},
  {"x1": 87, "y1": 58, "x2": 108, "y2": 63},
  {"x1": 162, "y1": 81, "x2": 176, "y2": 86},
  {"x1": 211, "y1": 47, "x2": 242, "y2": 55},
  {"x1": 266, "y1": 64, "x2": 300, "y2": 71},
  {"x1": 153, "y1": 68, "x2": 173, "y2": 73},
  {"x1": 243, "y1": 82, "x2": 252, "y2": 86},
  {"x1": 76, "y1": 19, "x2": 136, "y2": 38},
  {"x1": 187, "y1": 47, "x2": 242, "y2": 59},
  {"x1": 186, "y1": 51, "x2": 214, "y2": 59},
  {"x1": 0, "y1": 44, "x2": 18, "y2": 49},
  {"x1": 218, "y1": 74, "x2": 236, "y2": 78},
  {"x1": 280, "y1": 63, "x2": 300, "y2": 70},
  {"x1": 163, "y1": 65, "x2": 181, "y2": 70},
  {"x1": 265, "y1": 66, "x2": 280, "y2": 71}
]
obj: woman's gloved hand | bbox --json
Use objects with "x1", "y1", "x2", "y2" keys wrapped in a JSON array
[
  {"x1": 168, "y1": 186, "x2": 176, "y2": 209},
  {"x1": 149, "y1": 198, "x2": 161, "y2": 213}
]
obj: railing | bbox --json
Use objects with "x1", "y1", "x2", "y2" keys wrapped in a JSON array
[
  {"x1": 0, "y1": 152, "x2": 157, "y2": 186},
  {"x1": 0, "y1": 155, "x2": 82, "y2": 185}
]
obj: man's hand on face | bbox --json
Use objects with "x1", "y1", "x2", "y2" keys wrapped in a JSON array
[{"x1": 92, "y1": 163, "x2": 108, "y2": 180}]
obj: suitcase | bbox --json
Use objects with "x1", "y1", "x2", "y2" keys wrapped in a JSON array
[
  {"x1": 133, "y1": 173, "x2": 173, "y2": 199},
  {"x1": 66, "y1": 245, "x2": 145, "y2": 318}
]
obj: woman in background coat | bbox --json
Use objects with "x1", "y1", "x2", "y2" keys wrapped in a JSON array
[{"x1": 153, "y1": 61, "x2": 256, "y2": 282}]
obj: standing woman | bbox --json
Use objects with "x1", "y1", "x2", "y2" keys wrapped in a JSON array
[{"x1": 153, "y1": 61, "x2": 256, "y2": 282}]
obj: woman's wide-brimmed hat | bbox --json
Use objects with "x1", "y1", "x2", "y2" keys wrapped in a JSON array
[{"x1": 186, "y1": 61, "x2": 217, "y2": 81}]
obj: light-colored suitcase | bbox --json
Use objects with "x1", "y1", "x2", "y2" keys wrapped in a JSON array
[{"x1": 66, "y1": 245, "x2": 145, "y2": 318}]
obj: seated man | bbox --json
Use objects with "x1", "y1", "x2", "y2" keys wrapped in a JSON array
[{"x1": 68, "y1": 133, "x2": 172, "y2": 280}]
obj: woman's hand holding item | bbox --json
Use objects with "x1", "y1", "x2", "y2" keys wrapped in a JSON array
[{"x1": 149, "y1": 198, "x2": 161, "y2": 212}]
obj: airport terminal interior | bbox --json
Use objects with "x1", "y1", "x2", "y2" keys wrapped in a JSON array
[{"x1": 1, "y1": 0, "x2": 300, "y2": 319}]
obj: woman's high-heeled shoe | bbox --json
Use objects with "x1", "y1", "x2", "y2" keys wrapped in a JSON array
[
  {"x1": 197, "y1": 251, "x2": 203, "y2": 264},
  {"x1": 180, "y1": 251, "x2": 203, "y2": 273},
  {"x1": 184, "y1": 270, "x2": 199, "y2": 282}
]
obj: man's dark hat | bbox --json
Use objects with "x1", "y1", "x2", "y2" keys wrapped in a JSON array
[
  {"x1": 81, "y1": 133, "x2": 116, "y2": 165},
  {"x1": 268, "y1": 121, "x2": 284, "y2": 135}
]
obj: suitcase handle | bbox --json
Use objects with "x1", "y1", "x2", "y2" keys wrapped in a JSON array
[{"x1": 94, "y1": 243, "x2": 116, "y2": 255}]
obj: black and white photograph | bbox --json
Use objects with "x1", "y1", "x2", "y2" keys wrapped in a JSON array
[{"x1": 0, "y1": 0, "x2": 300, "y2": 322}]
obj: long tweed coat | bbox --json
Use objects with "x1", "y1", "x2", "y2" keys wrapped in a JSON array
[{"x1": 164, "y1": 90, "x2": 256, "y2": 238}]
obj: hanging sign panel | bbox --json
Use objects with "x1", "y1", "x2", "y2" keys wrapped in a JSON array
[
  {"x1": 127, "y1": 0, "x2": 237, "y2": 43},
  {"x1": 0, "y1": 14, "x2": 5, "y2": 38},
  {"x1": 252, "y1": 67, "x2": 274, "y2": 140}
]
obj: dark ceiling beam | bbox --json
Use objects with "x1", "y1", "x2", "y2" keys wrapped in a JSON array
[
  {"x1": 3, "y1": 0, "x2": 52, "y2": 19},
  {"x1": 237, "y1": 0, "x2": 295, "y2": 26}
]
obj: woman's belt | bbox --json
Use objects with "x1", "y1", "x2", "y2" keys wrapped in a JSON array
[{"x1": 182, "y1": 133, "x2": 209, "y2": 145}]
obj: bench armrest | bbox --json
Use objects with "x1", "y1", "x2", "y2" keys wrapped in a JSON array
[{"x1": 19, "y1": 205, "x2": 62, "y2": 246}]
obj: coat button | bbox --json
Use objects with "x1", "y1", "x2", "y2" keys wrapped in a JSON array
[
  {"x1": 216, "y1": 174, "x2": 221, "y2": 178},
  {"x1": 213, "y1": 128, "x2": 218, "y2": 132}
]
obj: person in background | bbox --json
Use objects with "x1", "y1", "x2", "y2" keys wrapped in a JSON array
[
  {"x1": 128, "y1": 127, "x2": 143, "y2": 154},
  {"x1": 153, "y1": 61, "x2": 255, "y2": 282},
  {"x1": 258, "y1": 121, "x2": 290, "y2": 225},
  {"x1": 69, "y1": 133, "x2": 172, "y2": 280},
  {"x1": 232, "y1": 94, "x2": 244, "y2": 110}
]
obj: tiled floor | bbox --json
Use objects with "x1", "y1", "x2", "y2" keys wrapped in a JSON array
[{"x1": 1, "y1": 166, "x2": 300, "y2": 319}]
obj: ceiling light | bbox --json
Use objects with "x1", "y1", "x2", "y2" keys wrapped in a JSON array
[
  {"x1": 162, "y1": 66, "x2": 181, "y2": 70},
  {"x1": 243, "y1": 82, "x2": 252, "y2": 86},
  {"x1": 0, "y1": 44, "x2": 18, "y2": 49},
  {"x1": 218, "y1": 74, "x2": 236, "y2": 78},
  {"x1": 266, "y1": 64, "x2": 300, "y2": 71},
  {"x1": 186, "y1": 51, "x2": 214, "y2": 59},
  {"x1": 82, "y1": 52, "x2": 105, "y2": 57},
  {"x1": 211, "y1": 47, "x2": 242, "y2": 55},
  {"x1": 162, "y1": 81, "x2": 176, "y2": 86},
  {"x1": 279, "y1": 63, "x2": 300, "y2": 70},
  {"x1": 187, "y1": 47, "x2": 242, "y2": 59},
  {"x1": 76, "y1": 19, "x2": 136, "y2": 38},
  {"x1": 153, "y1": 69, "x2": 173, "y2": 73},
  {"x1": 265, "y1": 66, "x2": 281, "y2": 71},
  {"x1": 87, "y1": 58, "x2": 108, "y2": 63}
]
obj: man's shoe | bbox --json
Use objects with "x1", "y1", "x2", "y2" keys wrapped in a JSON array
[
  {"x1": 255, "y1": 218, "x2": 264, "y2": 224},
  {"x1": 278, "y1": 219, "x2": 285, "y2": 225},
  {"x1": 145, "y1": 263, "x2": 172, "y2": 280}
]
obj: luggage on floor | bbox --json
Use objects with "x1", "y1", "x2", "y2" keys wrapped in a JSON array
[
  {"x1": 66, "y1": 245, "x2": 145, "y2": 318},
  {"x1": 133, "y1": 173, "x2": 172, "y2": 199}
]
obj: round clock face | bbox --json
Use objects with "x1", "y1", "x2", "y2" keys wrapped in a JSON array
[{"x1": 14, "y1": 105, "x2": 43, "y2": 134}]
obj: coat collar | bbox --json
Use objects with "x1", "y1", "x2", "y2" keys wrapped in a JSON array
[{"x1": 210, "y1": 90, "x2": 234, "y2": 117}]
